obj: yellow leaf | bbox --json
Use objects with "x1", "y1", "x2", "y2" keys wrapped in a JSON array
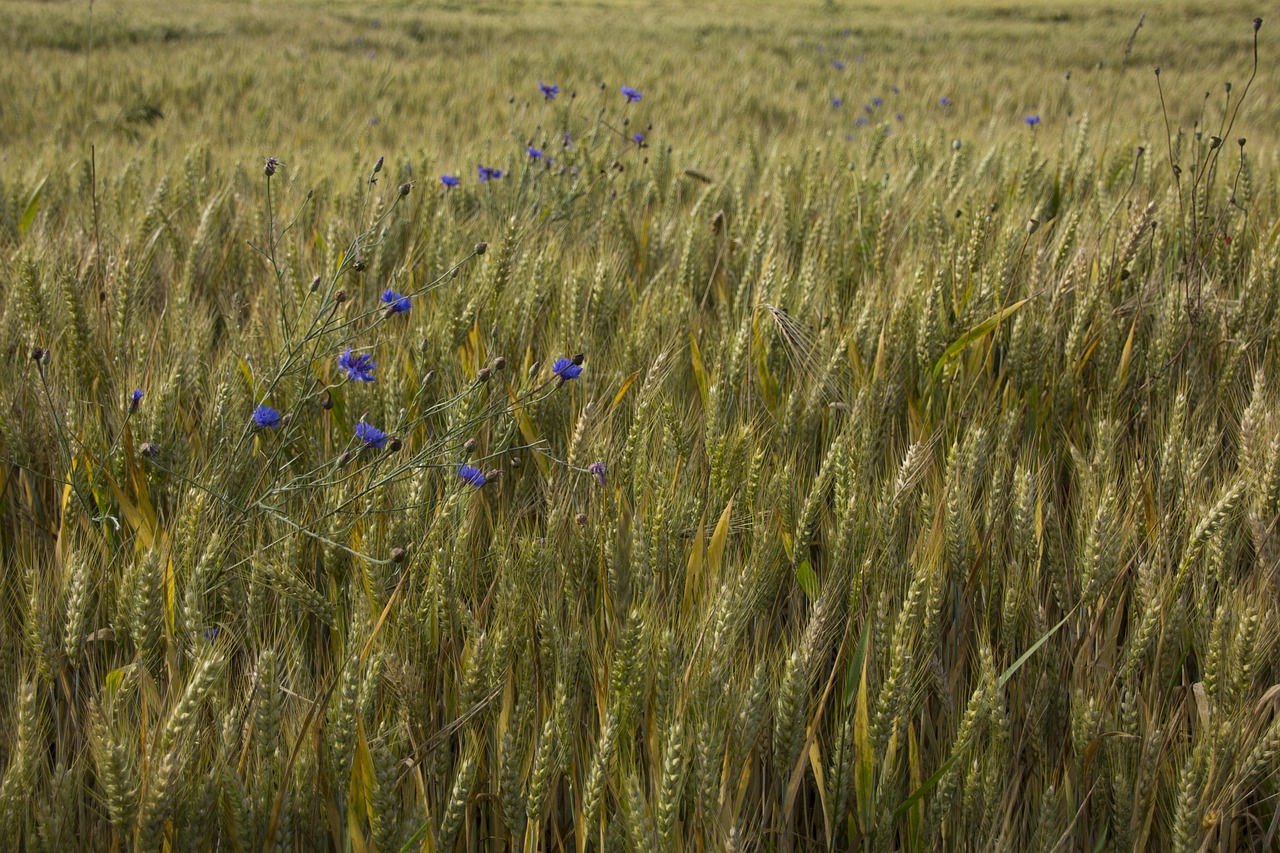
[
  {"x1": 707, "y1": 499, "x2": 733, "y2": 585},
  {"x1": 682, "y1": 507, "x2": 708, "y2": 618},
  {"x1": 689, "y1": 332, "x2": 708, "y2": 408},
  {"x1": 809, "y1": 739, "x2": 832, "y2": 848},
  {"x1": 611, "y1": 371, "x2": 641, "y2": 413}
]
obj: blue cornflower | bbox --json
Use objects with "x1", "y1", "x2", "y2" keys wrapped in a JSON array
[
  {"x1": 457, "y1": 464, "x2": 487, "y2": 488},
  {"x1": 562, "y1": 130, "x2": 574, "y2": 150},
  {"x1": 441, "y1": 174, "x2": 460, "y2": 187},
  {"x1": 381, "y1": 289, "x2": 410, "y2": 313},
  {"x1": 872, "y1": 97, "x2": 883, "y2": 107},
  {"x1": 832, "y1": 60, "x2": 845, "y2": 70},
  {"x1": 252, "y1": 405, "x2": 283, "y2": 430},
  {"x1": 939, "y1": 96, "x2": 951, "y2": 106},
  {"x1": 356, "y1": 421, "x2": 389, "y2": 449},
  {"x1": 338, "y1": 348, "x2": 377, "y2": 382},
  {"x1": 552, "y1": 357, "x2": 583, "y2": 381},
  {"x1": 129, "y1": 388, "x2": 144, "y2": 414},
  {"x1": 892, "y1": 85, "x2": 901, "y2": 94},
  {"x1": 527, "y1": 147, "x2": 544, "y2": 160},
  {"x1": 632, "y1": 133, "x2": 645, "y2": 146},
  {"x1": 1025, "y1": 115, "x2": 1041, "y2": 126},
  {"x1": 539, "y1": 81, "x2": 559, "y2": 100},
  {"x1": 621, "y1": 86, "x2": 642, "y2": 103},
  {"x1": 203, "y1": 627, "x2": 220, "y2": 641},
  {"x1": 896, "y1": 112, "x2": 905, "y2": 121},
  {"x1": 855, "y1": 116, "x2": 869, "y2": 126},
  {"x1": 589, "y1": 460, "x2": 607, "y2": 488},
  {"x1": 478, "y1": 164, "x2": 504, "y2": 181},
  {"x1": 831, "y1": 98, "x2": 843, "y2": 108}
]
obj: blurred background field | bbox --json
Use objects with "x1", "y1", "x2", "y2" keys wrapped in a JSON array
[{"x1": 1, "y1": 0, "x2": 1279, "y2": 850}]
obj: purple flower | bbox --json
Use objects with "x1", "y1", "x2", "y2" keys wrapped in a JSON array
[
  {"x1": 552, "y1": 357, "x2": 582, "y2": 381},
  {"x1": 1024, "y1": 115, "x2": 1041, "y2": 126},
  {"x1": 252, "y1": 405, "x2": 283, "y2": 430},
  {"x1": 832, "y1": 60, "x2": 845, "y2": 70},
  {"x1": 539, "y1": 81, "x2": 559, "y2": 100},
  {"x1": 831, "y1": 98, "x2": 843, "y2": 108},
  {"x1": 356, "y1": 421, "x2": 389, "y2": 449},
  {"x1": 527, "y1": 147, "x2": 544, "y2": 160},
  {"x1": 338, "y1": 347, "x2": 377, "y2": 382},
  {"x1": 381, "y1": 289, "x2": 410, "y2": 313},
  {"x1": 441, "y1": 174, "x2": 460, "y2": 187},
  {"x1": 896, "y1": 112, "x2": 905, "y2": 121},
  {"x1": 562, "y1": 130, "x2": 574, "y2": 149},
  {"x1": 478, "y1": 164, "x2": 504, "y2": 181},
  {"x1": 621, "y1": 86, "x2": 642, "y2": 103},
  {"x1": 939, "y1": 96, "x2": 951, "y2": 106},
  {"x1": 855, "y1": 116, "x2": 869, "y2": 126},
  {"x1": 872, "y1": 97, "x2": 883, "y2": 107},
  {"x1": 632, "y1": 133, "x2": 646, "y2": 146},
  {"x1": 892, "y1": 85, "x2": 901, "y2": 94},
  {"x1": 589, "y1": 460, "x2": 607, "y2": 488},
  {"x1": 457, "y1": 464, "x2": 487, "y2": 488},
  {"x1": 129, "y1": 388, "x2": 144, "y2": 414}
]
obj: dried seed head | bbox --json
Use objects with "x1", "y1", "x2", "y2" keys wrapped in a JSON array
[
  {"x1": 475, "y1": 242, "x2": 488, "y2": 255},
  {"x1": 575, "y1": 512, "x2": 588, "y2": 526},
  {"x1": 30, "y1": 345, "x2": 46, "y2": 362},
  {"x1": 572, "y1": 352, "x2": 586, "y2": 366},
  {"x1": 391, "y1": 547, "x2": 406, "y2": 563},
  {"x1": 388, "y1": 437, "x2": 403, "y2": 452},
  {"x1": 335, "y1": 290, "x2": 348, "y2": 304},
  {"x1": 478, "y1": 367, "x2": 492, "y2": 382},
  {"x1": 139, "y1": 442, "x2": 159, "y2": 459},
  {"x1": 464, "y1": 438, "x2": 477, "y2": 454},
  {"x1": 263, "y1": 156, "x2": 282, "y2": 176},
  {"x1": 493, "y1": 356, "x2": 507, "y2": 371},
  {"x1": 353, "y1": 258, "x2": 366, "y2": 272},
  {"x1": 1026, "y1": 218, "x2": 1040, "y2": 234}
]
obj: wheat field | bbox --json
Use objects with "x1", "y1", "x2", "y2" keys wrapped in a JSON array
[{"x1": 1, "y1": 0, "x2": 1279, "y2": 849}]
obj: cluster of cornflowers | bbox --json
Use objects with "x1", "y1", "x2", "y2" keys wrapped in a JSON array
[
  {"x1": 436, "y1": 81, "x2": 645, "y2": 188},
  {"x1": 246, "y1": 350, "x2": 592, "y2": 489}
]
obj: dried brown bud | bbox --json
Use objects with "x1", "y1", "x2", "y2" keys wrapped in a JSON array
[
  {"x1": 399, "y1": 182, "x2": 412, "y2": 197},
  {"x1": 464, "y1": 438, "x2": 477, "y2": 454},
  {"x1": 572, "y1": 352, "x2": 586, "y2": 366},
  {"x1": 309, "y1": 275, "x2": 321, "y2": 293},
  {"x1": 388, "y1": 437, "x2": 403, "y2": 452},
  {"x1": 493, "y1": 356, "x2": 506, "y2": 371},
  {"x1": 478, "y1": 367, "x2": 491, "y2": 382},
  {"x1": 575, "y1": 512, "x2": 588, "y2": 526},
  {"x1": 334, "y1": 290, "x2": 348, "y2": 304},
  {"x1": 475, "y1": 242, "x2": 488, "y2": 255},
  {"x1": 1254, "y1": 17, "x2": 1262, "y2": 32},
  {"x1": 30, "y1": 345, "x2": 46, "y2": 362},
  {"x1": 390, "y1": 547, "x2": 406, "y2": 563},
  {"x1": 353, "y1": 258, "x2": 366, "y2": 272}
]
